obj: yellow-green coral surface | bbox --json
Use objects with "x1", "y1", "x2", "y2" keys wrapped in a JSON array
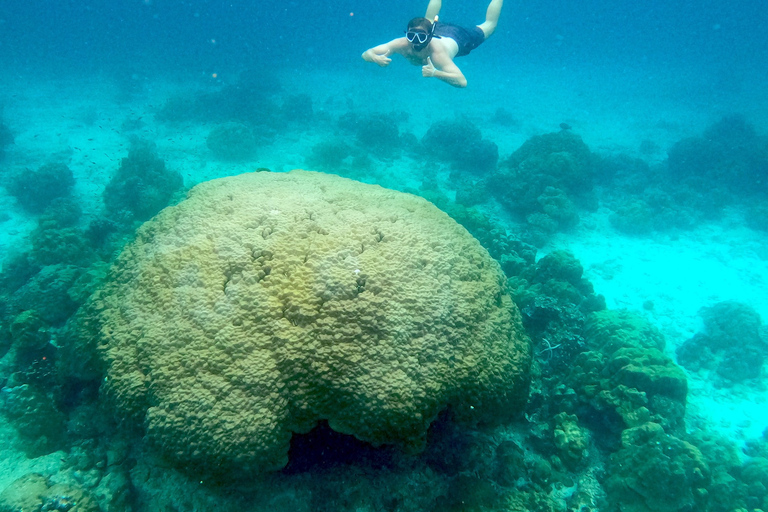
[{"x1": 90, "y1": 170, "x2": 530, "y2": 474}]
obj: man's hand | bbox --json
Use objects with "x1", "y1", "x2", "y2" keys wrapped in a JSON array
[
  {"x1": 422, "y1": 56, "x2": 437, "y2": 77},
  {"x1": 370, "y1": 50, "x2": 392, "y2": 67}
]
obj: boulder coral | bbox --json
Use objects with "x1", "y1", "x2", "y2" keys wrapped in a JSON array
[{"x1": 80, "y1": 170, "x2": 531, "y2": 475}]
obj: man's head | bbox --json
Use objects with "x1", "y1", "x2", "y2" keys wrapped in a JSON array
[{"x1": 406, "y1": 17, "x2": 435, "y2": 51}]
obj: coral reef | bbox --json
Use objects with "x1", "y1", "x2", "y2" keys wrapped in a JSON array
[
  {"x1": 0, "y1": 251, "x2": 41, "y2": 296},
  {"x1": 605, "y1": 168, "x2": 713, "y2": 235},
  {"x1": 739, "y1": 457, "x2": 768, "y2": 510},
  {"x1": 29, "y1": 220, "x2": 96, "y2": 268},
  {"x1": 488, "y1": 130, "x2": 597, "y2": 245},
  {"x1": 0, "y1": 118, "x2": 13, "y2": 159},
  {"x1": 5, "y1": 163, "x2": 75, "y2": 213},
  {"x1": 604, "y1": 116, "x2": 768, "y2": 236},
  {"x1": 500, "y1": 130, "x2": 595, "y2": 194},
  {"x1": 281, "y1": 93, "x2": 314, "y2": 125},
  {"x1": 509, "y1": 249, "x2": 606, "y2": 374},
  {"x1": 206, "y1": 122, "x2": 259, "y2": 160},
  {"x1": 687, "y1": 430, "x2": 750, "y2": 511},
  {"x1": 306, "y1": 137, "x2": 374, "y2": 179},
  {"x1": 337, "y1": 111, "x2": 410, "y2": 159},
  {"x1": 307, "y1": 138, "x2": 356, "y2": 170},
  {"x1": 0, "y1": 473, "x2": 99, "y2": 512},
  {"x1": 421, "y1": 117, "x2": 499, "y2": 175},
  {"x1": 552, "y1": 412, "x2": 590, "y2": 469},
  {"x1": 537, "y1": 186, "x2": 580, "y2": 230},
  {"x1": 9, "y1": 264, "x2": 83, "y2": 326},
  {"x1": 565, "y1": 310, "x2": 688, "y2": 435},
  {"x1": 604, "y1": 422, "x2": 710, "y2": 512},
  {"x1": 39, "y1": 197, "x2": 83, "y2": 228},
  {"x1": 490, "y1": 107, "x2": 519, "y2": 127},
  {"x1": 1, "y1": 132, "x2": 765, "y2": 512},
  {"x1": 76, "y1": 170, "x2": 531, "y2": 477},
  {"x1": 9, "y1": 310, "x2": 50, "y2": 353},
  {"x1": 156, "y1": 69, "x2": 281, "y2": 126},
  {"x1": 0, "y1": 383, "x2": 67, "y2": 456},
  {"x1": 746, "y1": 201, "x2": 768, "y2": 232},
  {"x1": 676, "y1": 301, "x2": 767, "y2": 385},
  {"x1": 3, "y1": 308, "x2": 59, "y2": 391},
  {"x1": 102, "y1": 140, "x2": 183, "y2": 223},
  {"x1": 667, "y1": 115, "x2": 768, "y2": 196},
  {"x1": 609, "y1": 198, "x2": 656, "y2": 235}
]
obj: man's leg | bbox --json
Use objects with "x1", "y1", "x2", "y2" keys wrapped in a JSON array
[
  {"x1": 425, "y1": 0, "x2": 441, "y2": 20},
  {"x1": 477, "y1": 0, "x2": 503, "y2": 38}
]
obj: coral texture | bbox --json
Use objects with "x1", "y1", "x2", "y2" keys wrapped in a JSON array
[
  {"x1": 0, "y1": 473, "x2": 99, "y2": 512},
  {"x1": 565, "y1": 310, "x2": 688, "y2": 434},
  {"x1": 605, "y1": 422, "x2": 710, "y2": 512},
  {"x1": 85, "y1": 170, "x2": 530, "y2": 474}
]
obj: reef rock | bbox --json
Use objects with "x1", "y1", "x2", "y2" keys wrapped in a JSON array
[{"x1": 78, "y1": 170, "x2": 531, "y2": 475}]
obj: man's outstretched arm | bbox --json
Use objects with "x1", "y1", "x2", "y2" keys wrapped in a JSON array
[
  {"x1": 362, "y1": 39, "x2": 410, "y2": 67},
  {"x1": 425, "y1": 0, "x2": 442, "y2": 20}
]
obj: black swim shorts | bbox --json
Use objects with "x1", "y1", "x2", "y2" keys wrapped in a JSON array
[{"x1": 433, "y1": 22, "x2": 486, "y2": 57}]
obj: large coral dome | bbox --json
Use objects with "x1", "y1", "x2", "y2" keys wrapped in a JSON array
[{"x1": 89, "y1": 170, "x2": 530, "y2": 474}]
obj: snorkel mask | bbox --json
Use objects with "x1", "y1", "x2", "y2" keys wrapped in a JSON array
[{"x1": 406, "y1": 15, "x2": 438, "y2": 51}]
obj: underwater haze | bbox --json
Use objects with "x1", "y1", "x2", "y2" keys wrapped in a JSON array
[
  {"x1": 1, "y1": 0, "x2": 768, "y2": 511},
  {"x1": 3, "y1": 0, "x2": 768, "y2": 75}
]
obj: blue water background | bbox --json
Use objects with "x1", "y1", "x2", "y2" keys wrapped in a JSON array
[{"x1": 2, "y1": 0, "x2": 766, "y2": 86}]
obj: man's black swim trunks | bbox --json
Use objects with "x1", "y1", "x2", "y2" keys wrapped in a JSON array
[{"x1": 433, "y1": 23, "x2": 486, "y2": 57}]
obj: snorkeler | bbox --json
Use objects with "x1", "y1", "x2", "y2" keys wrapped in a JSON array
[{"x1": 361, "y1": 0, "x2": 504, "y2": 88}]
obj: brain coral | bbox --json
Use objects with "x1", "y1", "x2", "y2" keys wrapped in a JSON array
[{"x1": 87, "y1": 170, "x2": 530, "y2": 474}]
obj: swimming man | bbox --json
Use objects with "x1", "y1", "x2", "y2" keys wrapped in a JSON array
[{"x1": 362, "y1": 0, "x2": 504, "y2": 88}]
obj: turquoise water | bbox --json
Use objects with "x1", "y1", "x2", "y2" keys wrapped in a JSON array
[{"x1": 1, "y1": 1, "x2": 767, "y2": 511}]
